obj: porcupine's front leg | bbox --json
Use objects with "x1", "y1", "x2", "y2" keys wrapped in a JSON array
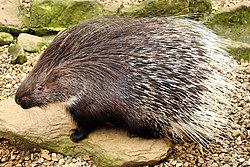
[
  {"x1": 68, "y1": 107, "x2": 97, "y2": 142},
  {"x1": 70, "y1": 124, "x2": 95, "y2": 142}
]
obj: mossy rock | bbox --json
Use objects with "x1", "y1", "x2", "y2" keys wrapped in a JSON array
[
  {"x1": 229, "y1": 47, "x2": 250, "y2": 61},
  {"x1": 11, "y1": 55, "x2": 28, "y2": 65},
  {"x1": 0, "y1": 26, "x2": 29, "y2": 37},
  {"x1": 17, "y1": 33, "x2": 48, "y2": 52},
  {"x1": 8, "y1": 43, "x2": 28, "y2": 65},
  {"x1": 118, "y1": 0, "x2": 189, "y2": 17},
  {"x1": 206, "y1": 5, "x2": 250, "y2": 44},
  {"x1": 29, "y1": 0, "x2": 103, "y2": 35},
  {"x1": 49, "y1": 0, "x2": 103, "y2": 28},
  {"x1": 118, "y1": 0, "x2": 211, "y2": 18},
  {"x1": 0, "y1": 32, "x2": 14, "y2": 45},
  {"x1": 189, "y1": 0, "x2": 211, "y2": 15}
]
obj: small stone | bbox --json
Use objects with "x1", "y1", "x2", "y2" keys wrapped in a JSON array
[
  {"x1": 24, "y1": 156, "x2": 30, "y2": 160},
  {"x1": 1, "y1": 157, "x2": 8, "y2": 162},
  {"x1": 5, "y1": 74, "x2": 12, "y2": 79},
  {"x1": 51, "y1": 153, "x2": 58, "y2": 161},
  {"x1": 211, "y1": 162, "x2": 218, "y2": 167},
  {"x1": 9, "y1": 43, "x2": 27, "y2": 65},
  {"x1": 239, "y1": 158, "x2": 245, "y2": 163},
  {"x1": 171, "y1": 160, "x2": 177, "y2": 166},
  {"x1": 232, "y1": 129, "x2": 241, "y2": 137},
  {"x1": 58, "y1": 159, "x2": 65, "y2": 166},
  {"x1": 41, "y1": 150, "x2": 51, "y2": 161},
  {"x1": 17, "y1": 33, "x2": 47, "y2": 52},
  {"x1": 198, "y1": 158, "x2": 204, "y2": 163},
  {"x1": 38, "y1": 157, "x2": 44, "y2": 163},
  {"x1": 183, "y1": 162, "x2": 189, "y2": 167},
  {"x1": 207, "y1": 160, "x2": 213, "y2": 167},
  {"x1": 82, "y1": 155, "x2": 90, "y2": 161},
  {"x1": 56, "y1": 153, "x2": 64, "y2": 160},
  {"x1": 0, "y1": 32, "x2": 14, "y2": 45},
  {"x1": 5, "y1": 84, "x2": 12, "y2": 88},
  {"x1": 223, "y1": 164, "x2": 230, "y2": 167},
  {"x1": 176, "y1": 162, "x2": 182, "y2": 167}
]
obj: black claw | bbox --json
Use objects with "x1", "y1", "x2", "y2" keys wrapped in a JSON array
[{"x1": 70, "y1": 129, "x2": 88, "y2": 142}]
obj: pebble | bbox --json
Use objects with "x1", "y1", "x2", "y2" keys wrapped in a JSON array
[
  {"x1": 183, "y1": 162, "x2": 189, "y2": 167},
  {"x1": 82, "y1": 155, "x2": 91, "y2": 161},
  {"x1": 211, "y1": 162, "x2": 219, "y2": 167},
  {"x1": 59, "y1": 158, "x2": 65, "y2": 165},
  {"x1": 232, "y1": 129, "x2": 241, "y2": 137},
  {"x1": 51, "y1": 152, "x2": 58, "y2": 161},
  {"x1": 198, "y1": 158, "x2": 204, "y2": 163},
  {"x1": 171, "y1": 160, "x2": 177, "y2": 166},
  {"x1": 239, "y1": 158, "x2": 245, "y2": 163},
  {"x1": 57, "y1": 153, "x2": 64, "y2": 160},
  {"x1": 41, "y1": 150, "x2": 51, "y2": 161},
  {"x1": 1, "y1": 157, "x2": 8, "y2": 162},
  {"x1": 176, "y1": 162, "x2": 182, "y2": 167}
]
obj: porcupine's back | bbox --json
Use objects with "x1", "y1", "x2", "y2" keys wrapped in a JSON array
[{"x1": 18, "y1": 17, "x2": 235, "y2": 147}]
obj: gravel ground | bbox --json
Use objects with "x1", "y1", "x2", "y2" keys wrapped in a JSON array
[{"x1": 1, "y1": 0, "x2": 250, "y2": 167}]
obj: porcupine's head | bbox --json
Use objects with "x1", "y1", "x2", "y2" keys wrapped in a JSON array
[
  {"x1": 15, "y1": 56, "x2": 77, "y2": 109},
  {"x1": 16, "y1": 67, "x2": 67, "y2": 109},
  {"x1": 15, "y1": 30, "x2": 86, "y2": 109}
]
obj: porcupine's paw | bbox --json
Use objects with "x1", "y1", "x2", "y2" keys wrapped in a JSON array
[{"x1": 70, "y1": 129, "x2": 89, "y2": 142}]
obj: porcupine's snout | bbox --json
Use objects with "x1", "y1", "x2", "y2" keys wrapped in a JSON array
[{"x1": 15, "y1": 94, "x2": 32, "y2": 109}]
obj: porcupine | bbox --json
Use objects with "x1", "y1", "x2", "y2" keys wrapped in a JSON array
[{"x1": 15, "y1": 16, "x2": 234, "y2": 147}]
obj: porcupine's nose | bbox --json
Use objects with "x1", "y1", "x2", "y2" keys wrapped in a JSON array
[
  {"x1": 15, "y1": 94, "x2": 21, "y2": 105},
  {"x1": 15, "y1": 95, "x2": 30, "y2": 109}
]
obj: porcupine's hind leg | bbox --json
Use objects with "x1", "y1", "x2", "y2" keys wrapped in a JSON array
[{"x1": 127, "y1": 126, "x2": 160, "y2": 139}]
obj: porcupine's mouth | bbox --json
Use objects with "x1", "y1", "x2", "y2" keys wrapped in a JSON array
[
  {"x1": 15, "y1": 95, "x2": 36, "y2": 109},
  {"x1": 17, "y1": 100, "x2": 32, "y2": 109}
]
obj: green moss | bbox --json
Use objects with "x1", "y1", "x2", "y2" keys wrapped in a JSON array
[
  {"x1": 208, "y1": 6, "x2": 250, "y2": 26},
  {"x1": 189, "y1": 0, "x2": 211, "y2": 15},
  {"x1": 118, "y1": 0, "x2": 212, "y2": 18},
  {"x1": 0, "y1": 27, "x2": 29, "y2": 37},
  {"x1": 30, "y1": 0, "x2": 66, "y2": 28},
  {"x1": 8, "y1": 43, "x2": 26, "y2": 64},
  {"x1": 49, "y1": 1, "x2": 103, "y2": 28},
  {"x1": 119, "y1": 0, "x2": 189, "y2": 17},
  {"x1": 206, "y1": 6, "x2": 250, "y2": 44},
  {"x1": 0, "y1": 32, "x2": 14, "y2": 45},
  {"x1": 0, "y1": 132, "x2": 42, "y2": 150},
  {"x1": 11, "y1": 55, "x2": 27, "y2": 65},
  {"x1": 29, "y1": 27, "x2": 63, "y2": 36},
  {"x1": 229, "y1": 47, "x2": 250, "y2": 61},
  {"x1": 28, "y1": 0, "x2": 102, "y2": 35}
]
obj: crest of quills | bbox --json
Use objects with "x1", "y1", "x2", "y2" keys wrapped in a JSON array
[{"x1": 1, "y1": 1, "x2": 250, "y2": 167}]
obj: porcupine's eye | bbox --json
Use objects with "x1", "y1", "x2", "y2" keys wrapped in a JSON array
[{"x1": 36, "y1": 85, "x2": 44, "y2": 91}]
